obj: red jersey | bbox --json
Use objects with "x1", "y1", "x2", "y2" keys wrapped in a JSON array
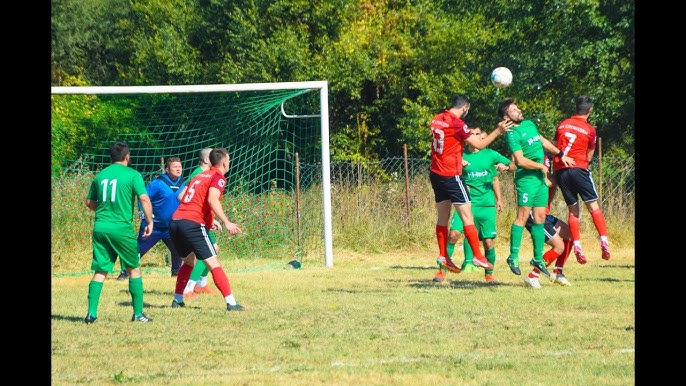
[
  {"x1": 553, "y1": 115, "x2": 596, "y2": 170},
  {"x1": 430, "y1": 110, "x2": 472, "y2": 176},
  {"x1": 173, "y1": 166, "x2": 227, "y2": 228}
]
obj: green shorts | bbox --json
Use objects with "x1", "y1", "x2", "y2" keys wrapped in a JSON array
[
  {"x1": 91, "y1": 231, "x2": 141, "y2": 273},
  {"x1": 450, "y1": 206, "x2": 497, "y2": 240},
  {"x1": 515, "y1": 173, "x2": 549, "y2": 208},
  {"x1": 472, "y1": 205, "x2": 498, "y2": 239}
]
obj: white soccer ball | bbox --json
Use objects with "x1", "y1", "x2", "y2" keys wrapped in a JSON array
[{"x1": 490, "y1": 67, "x2": 513, "y2": 88}]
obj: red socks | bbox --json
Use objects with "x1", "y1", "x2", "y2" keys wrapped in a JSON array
[
  {"x1": 174, "y1": 264, "x2": 193, "y2": 296},
  {"x1": 590, "y1": 209, "x2": 608, "y2": 237},
  {"x1": 436, "y1": 225, "x2": 448, "y2": 257},
  {"x1": 463, "y1": 224, "x2": 484, "y2": 260},
  {"x1": 568, "y1": 213, "x2": 581, "y2": 242},
  {"x1": 210, "y1": 267, "x2": 232, "y2": 297}
]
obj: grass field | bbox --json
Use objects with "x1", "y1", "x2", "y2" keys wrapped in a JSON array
[{"x1": 51, "y1": 244, "x2": 635, "y2": 385}]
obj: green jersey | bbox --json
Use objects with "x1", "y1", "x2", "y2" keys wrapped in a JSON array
[
  {"x1": 187, "y1": 166, "x2": 203, "y2": 180},
  {"x1": 87, "y1": 163, "x2": 148, "y2": 236},
  {"x1": 504, "y1": 119, "x2": 546, "y2": 181},
  {"x1": 504, "y1": 119, "x2": 548, "y2": 207},
  {"x1": 462, "y1": 148, "x2": 511, "y2": 207}
]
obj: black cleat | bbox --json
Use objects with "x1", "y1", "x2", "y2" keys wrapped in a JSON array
[
  {"x1": 131, "y1": 313, "x2": 153, "y2": 322},
  {"x1": 530, "y1": 259, "x2": 551, "y2": 278},
  {"x1": 116, "y1": 270, "x2": 129, "y2": 281},
  {"x1": 506, "y1": 256, "x2": 521, "y2": 275},
  {"x1": 227, "y1": 304, "x2": 246, "y2": 312},
  {"x1": 84, "y1": 314, "x2": 97, "y2": 324},
  {"x1": 171, "y1": 299, "x2": 185, "y2": 308}
]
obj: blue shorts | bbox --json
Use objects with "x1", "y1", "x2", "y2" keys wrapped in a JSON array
[{"x1": 524, "y1": 213, "x2": 559, "y2": 242}]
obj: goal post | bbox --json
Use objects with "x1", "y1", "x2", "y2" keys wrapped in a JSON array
[{"x1": 51, "y1": 82, "x2": 334, "y2": 268}]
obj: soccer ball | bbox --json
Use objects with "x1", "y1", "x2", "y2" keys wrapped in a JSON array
[{"x1": 490, "y1": 67, "x2": 513, "y2": 88}]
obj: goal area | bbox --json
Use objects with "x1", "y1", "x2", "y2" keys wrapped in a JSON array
[{"x1": 51, "y1": 82, "x2": 334, "y2": 269}]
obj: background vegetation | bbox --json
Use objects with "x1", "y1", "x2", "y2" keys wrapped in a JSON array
[{"x1": 52, "y1": 0, "x2": 634, "y2": 168}]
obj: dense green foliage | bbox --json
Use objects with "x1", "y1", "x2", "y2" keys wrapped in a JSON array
[{"x1": 52, "y1": 0, "x2": 634, "y2": 164}]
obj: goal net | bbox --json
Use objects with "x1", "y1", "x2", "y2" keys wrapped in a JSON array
[{"x1": 51, "y1": 82, "x2": 333, "y2": 270}]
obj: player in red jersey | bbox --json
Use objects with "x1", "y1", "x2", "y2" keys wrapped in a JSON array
[
  {"x1": 429, "y1": 94, "x2": 510, "y2": 274},
  {"x1": 552, "y1": 95, "x2": 610, "y2": 263},
  {"x1": 169, "y1": 148, "x2": 246, "y2": 312}
]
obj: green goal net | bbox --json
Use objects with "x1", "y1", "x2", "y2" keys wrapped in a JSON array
[{"x1": 51, "y1": 82, "x2": 333, "y2": 273}]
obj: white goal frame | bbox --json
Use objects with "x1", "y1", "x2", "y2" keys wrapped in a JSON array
[{"x1": 52, "y1": 81, "x2": 335, "y2": 268}]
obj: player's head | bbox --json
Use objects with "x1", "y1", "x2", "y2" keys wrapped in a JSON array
[
  {"x1": 449, "y1": 94, "x2": 470, "y2": 118},
  {"x1": 470, "y1": 126, "x2": 484, "y2": 138},
  {"x1": 497, "y1": 98, "x2": 523, "y2": 123},
  {"x1": 199, "y1": 147, "x2": 212, "y2": 165},
  {"x1": 164, "y1": 156, "x2": 182, "y2": 177},
  {"x1": 109, "y1": 141, "x2": 130, "y2": 164},
  {"x1": 575, "y1": 95, "x2": 593, "y2": 115},
  {"x1": 209, "y1": 148, "x2": 230, "y2": 167}
]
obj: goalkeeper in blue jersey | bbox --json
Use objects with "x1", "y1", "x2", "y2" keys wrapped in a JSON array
[
  {"x1": 433, "y1": 127, "x2": 513, "y2": 284},
  {"x1": 116, "y1": 156, "x2": 186, "y2": 280}
]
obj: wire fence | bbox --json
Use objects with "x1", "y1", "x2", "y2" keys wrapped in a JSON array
[{"x1": 328, "y1": 153, "x2": 635, "y2": 228}]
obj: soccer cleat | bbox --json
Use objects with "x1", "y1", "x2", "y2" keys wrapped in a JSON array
[
  {"x1": 84, "y1": 314, "x2": 97, "y2": 324},
  {"x1": 116, "y1": 270, "x2": 129, "y2": 281},
  {"x1": 227, "y1": 303, "x2": 246, "y2": 312},
  {"x1": 551, "y1": 272, "x2": 571, "y2": 286},
  {"x1": 573, "y1": 244, "x2": 587, "y2": 264},
  {"x1": 437, "y1": 256, "x2": 462, "y2": 274},
  {"x1": 506, "y1": 256, "x2": 521, "y2": 275},
  {"x1": 432, "y1": 269, "x2": 446, "y2": 282},
  {"x1": 472, "y1": 255, "x2": 493, "y2": 269},
  {"x1": 183, "y1": 291, "x2": 199, "y2": 300},
  {"x1": 131, "y1": 313, "x2": 153, "y2": 322},
  {"x1": 484, "y1": 274, "x2": 496, "y2": 284},
  {"x1": 171, "y1": 299, "x2": 185, "y2": 308},
  {"x1": 461, "y1": 262, "x2": 478, "y2": 273},
  {"x1": 523, "y1": 275, "x2": 542, "y2": 289},
  {"x1": 601, "y1": 240, "x2": 611, "y2": 260},
  {"x1": 530, "y1": 259, "x2": 551, "y2": 278},
  {"x1": 194, "y1": 285, "x2": 214, "y2": 294}
]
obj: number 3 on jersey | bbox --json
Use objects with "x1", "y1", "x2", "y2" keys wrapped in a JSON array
[{"x1": 432, "y1": 128, "x2": 445, "y2": 154}]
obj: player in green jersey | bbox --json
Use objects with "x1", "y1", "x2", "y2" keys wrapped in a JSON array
[
  {"x1": 83, "y1": 141, "x2": 155, "y2": 323},
  {"x1": 498, "y1": 98, "x2": 575, "y2": 283}
]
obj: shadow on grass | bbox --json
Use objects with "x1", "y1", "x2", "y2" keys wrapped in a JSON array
[{"x1": 409, "y1": 280, "x2": 515, "y2": 289}]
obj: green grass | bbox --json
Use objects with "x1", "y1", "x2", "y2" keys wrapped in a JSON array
[{"x1": 51, "y1": 245, "x2": 634, "y2": 385}]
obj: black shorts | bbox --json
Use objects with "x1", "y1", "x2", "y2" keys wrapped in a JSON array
[
  {"x1": 169, "y1": 219, "x2": 217, "y2": 261},
  {"x1": 525, "y1": 213, "x2": 559, "y2": 242},
  {"x1": 430, "y1": 171, "x2": 471, "y2": 204},
  {"x1": 556, "y1": 168, "x2": 599, "y2": 206}
]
